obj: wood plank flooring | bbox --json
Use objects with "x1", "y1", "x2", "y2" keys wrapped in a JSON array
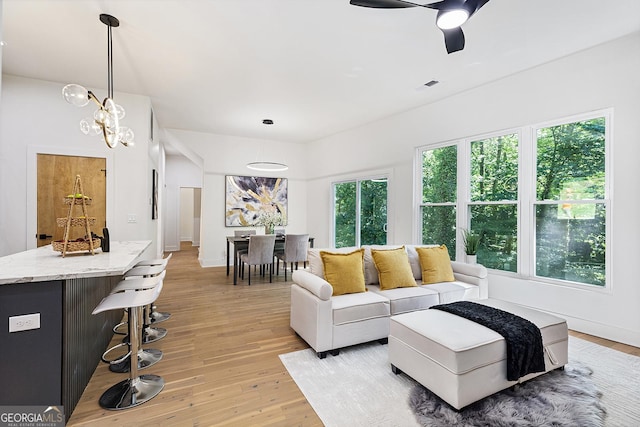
[{"x1": 67, "y1": 242, "x2": 639, "y2": 426}]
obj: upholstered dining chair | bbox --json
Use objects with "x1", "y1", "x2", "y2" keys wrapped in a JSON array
[
  {"x1": 275, "y1": 234, "x2": 309, "y2": 280},
  {"x1": 234, "y1": 230, "x2": 256, "y2": 272},
  {"x1": 239, "y1": 234, "x2": 277, "y2": 285}
]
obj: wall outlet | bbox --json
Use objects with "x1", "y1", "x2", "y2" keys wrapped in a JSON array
[
  {"x1": 9, "y1": 313, "x2": 41, "y2": 332},
  {"x1": 127, "y1": 214, "x2": 137, "y2": 223}
]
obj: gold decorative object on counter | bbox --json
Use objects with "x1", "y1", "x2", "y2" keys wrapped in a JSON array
[{"x1": 54, "y1": 175, "x2": 99, "y2": 256}]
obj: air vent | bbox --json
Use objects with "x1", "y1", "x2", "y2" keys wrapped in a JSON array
[{"x1": 424, "y1": 80, "x2": 439, "y2": 87}]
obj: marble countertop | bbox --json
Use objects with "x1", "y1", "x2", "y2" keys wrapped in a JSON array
[{"x1": 0, "y1": 241, "x2": 152, "y2": 285}]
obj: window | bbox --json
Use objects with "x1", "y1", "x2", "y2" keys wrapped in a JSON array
[
  {"x1": 469, "y1": 133, "x2": 519, "y2": 272},
  {"x1": 333, "y1": 177, "x2": 388, "y2": 248},
  {"x1": 419, "y1": 145, "x2": 457, "y2": 259},
  {"x1": 416, "y1": 110, "x2": 610, "y2": 287},
  {"x1": 534, "y1": 117, "x2": 607, "y2": 286}
]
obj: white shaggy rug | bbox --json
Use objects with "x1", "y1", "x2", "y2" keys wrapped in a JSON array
[{"x1": 279, "y1": 336, "x2": 640, "y2": 426}]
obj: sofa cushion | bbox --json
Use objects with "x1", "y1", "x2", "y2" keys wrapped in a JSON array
[
  {"x1": 332, "y1": 291, "x2": 390, "y2": 326},
  {"x1": 422, "y1": 282, "x2": 479, "y2": 303},
  {"x1": 321, "y1": 249, "x2": 366, "y2": 296},
  {"x1": 368, "y1": 284, "x2": 439, "y2": 315},
  {"x1": 416, "y1": 245, "x2": 455, "y2": 284},
  {"x1": 405, "y1": 245, "x2": 439, "y2": 280},
  {"x1": 371, "y1": 246, "x2": 417, "y2": 290},
  {"x1": 308, "y1": 246, "x2": 358, "y2": 278}
]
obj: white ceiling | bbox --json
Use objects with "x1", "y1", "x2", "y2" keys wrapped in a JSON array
[{"x1": 2, "y1": 0, "x2": 640, "y2": 144}]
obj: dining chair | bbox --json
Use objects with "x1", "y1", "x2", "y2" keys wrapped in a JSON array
[
  {"x1": 240, "y1": 235, "x2": 277, "y2": 285},
  {"x1": 275, "y1": 234, "x2": 309, "y2": 280},
  {"x1": 234, "y1": 230, "x2": 256, "y2": 273}
]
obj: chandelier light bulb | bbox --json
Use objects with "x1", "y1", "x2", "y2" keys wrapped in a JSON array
[
  {"x1": 62, "y1": 84, "x2": 90, "y2": 107},
  {"x1": 79, "y1": 118, "x2": 91, "y2": 135},
  {"x1": 114, "y1": 104, "x2": 126, "y2": 120}
]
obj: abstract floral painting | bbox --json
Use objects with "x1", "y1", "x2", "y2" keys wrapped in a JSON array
[{"x1": 225, "y1": 175, "x2": 288, "y2": 226}]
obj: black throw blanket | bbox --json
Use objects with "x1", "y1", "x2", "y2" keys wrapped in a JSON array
[{"x1": 431, "y1": 301, "x2": 545, "y2": 381}]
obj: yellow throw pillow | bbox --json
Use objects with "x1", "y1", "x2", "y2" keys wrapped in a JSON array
[
  {"x1": 371, "y1": 247, "x2": 417, "y2": 290},
  {"x1": 416, "y1": 245, "x2": 455, "y2": 284},
  {"x1": 320, "y1": 249, "x2": 366, "y2": 296}
]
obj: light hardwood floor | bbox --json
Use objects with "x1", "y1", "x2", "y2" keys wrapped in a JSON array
[{"x1": 68, "y1": 242, "x2": 640, "y2": 426}]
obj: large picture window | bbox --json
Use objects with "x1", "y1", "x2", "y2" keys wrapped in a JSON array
[
  {"x1": 416, "y1": 110, "x2": 610, "y2": 288},
  {"x1": 469, "y1": 133, "x2": 519, "y2": 272},
  {"x1": 420, "y1": 145, "x2": 457, "y2": 259},
  {"x1": 534, "y1": 117, "x2": 607, "y2": 286}
]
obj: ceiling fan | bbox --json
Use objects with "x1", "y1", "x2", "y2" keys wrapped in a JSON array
[{"x1": 350, "y1": 0, "x2": 490, "y2": 54}]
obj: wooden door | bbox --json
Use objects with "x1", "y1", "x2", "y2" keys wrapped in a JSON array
[{"x1": 37, "y1": 154, "x2": 107, "y2": 247}]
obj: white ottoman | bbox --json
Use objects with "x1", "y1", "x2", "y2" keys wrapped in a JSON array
[{"x1": 389, "y1": 299, "x2": 568, "y2": 410}]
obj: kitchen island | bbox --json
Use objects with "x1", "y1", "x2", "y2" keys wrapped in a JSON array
[{"x1": 0, "y1": 241, "x2": 151, "y2": 420}]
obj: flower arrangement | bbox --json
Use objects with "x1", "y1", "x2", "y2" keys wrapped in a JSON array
[{"x1": 257, "y1": 211, "x2": 284, "y2": 234}]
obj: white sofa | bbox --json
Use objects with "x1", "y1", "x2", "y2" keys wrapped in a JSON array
[{"x1": 290, "y1": 245, "x2": 488, "y2": 358}]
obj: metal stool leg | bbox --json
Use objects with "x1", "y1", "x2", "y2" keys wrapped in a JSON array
[{"x1": 99, "y1": 306, "x2": 164, "y2": 410}]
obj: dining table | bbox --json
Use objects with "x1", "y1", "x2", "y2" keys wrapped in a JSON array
[{"x1": 226, "y1": 235, "x2": 314, "y2": 285}]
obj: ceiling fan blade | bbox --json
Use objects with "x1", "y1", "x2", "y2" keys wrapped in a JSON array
[
  {"x1": 349, "y1": 0, "x2": 418, "y2": 8},
  {"x1": 442, "y1": 27, "x2": 465, "y2": 53},
  {"x1": 424, "y1": 0, "x2": 465, "y2": 11}
]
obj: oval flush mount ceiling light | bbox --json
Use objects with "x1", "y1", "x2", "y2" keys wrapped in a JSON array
[{"x1": 246, "y1": 119, "x2": 289, "y2": 172}]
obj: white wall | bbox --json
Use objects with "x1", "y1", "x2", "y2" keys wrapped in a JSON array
[
  {"x1": 0, "y1": 75, "x2": 159, "y2": 258},
  {"x1": 166, "y1": 129, "x2": 308, "y2": 267},
  {"x1": 305, "y1": 33, "x2": 640, "y2": 347}
]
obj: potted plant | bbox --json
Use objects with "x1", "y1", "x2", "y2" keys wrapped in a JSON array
[{"x1": 461, "y1": 228, "x2": 480, "y2": 264}]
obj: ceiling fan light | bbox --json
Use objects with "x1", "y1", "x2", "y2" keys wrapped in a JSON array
[{"x1": 436, "y1": 9, "x2": 469, "y2": 30}]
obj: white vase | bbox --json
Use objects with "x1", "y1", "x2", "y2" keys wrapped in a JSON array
[{"x1": 466, "y1": 254, "x2": 477, "y2": 264}]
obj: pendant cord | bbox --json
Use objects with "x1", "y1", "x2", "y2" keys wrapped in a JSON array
[{"x1": 107, "y1": 23, "x2": 113, "y2": 100}]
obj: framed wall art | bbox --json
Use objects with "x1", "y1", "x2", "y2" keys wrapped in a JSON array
[{"x1": 225, "y1": 175, "x2": 288, "y2": 227}]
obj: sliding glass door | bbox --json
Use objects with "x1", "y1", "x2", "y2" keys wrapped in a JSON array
[{"x1": 333, "y1": 177, "x2": 388, "y2": 248}]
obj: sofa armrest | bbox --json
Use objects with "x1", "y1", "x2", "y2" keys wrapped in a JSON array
[
  {"x1": 292, "y1": 270, "x2": 333, "y2": 301},
  {"x1": 450, "y1": 261, "x2": 489, "y2": 299}
]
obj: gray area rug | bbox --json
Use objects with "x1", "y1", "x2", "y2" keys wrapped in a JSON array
[
  {"x1": 279, "y1": 336, "x2": 640, "y2": 427},
  {"x1": 410, "y1": 362, "x2": 604, "y2": 426}
]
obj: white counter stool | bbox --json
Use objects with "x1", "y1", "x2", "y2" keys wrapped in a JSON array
[
  {"x1": 102, "y1": 272, "x2": 166, "y2": 373},
  {"x1": 92, "y1": 283, "x2": 165, "y2": 409},
  {"x1": 134, "y1": 254, "x2": 173, "y2": 324},
  {"x1": 120, "y1": 264, "x2": 168, "y2": 344}
]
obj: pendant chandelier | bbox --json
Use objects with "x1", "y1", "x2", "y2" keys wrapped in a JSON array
[
  {"x1": 62, "y1": 14, "x2": 134, "y2": 148},
  {"x1": 246, "y1": 119, "x2": 288, "y2": 172}
]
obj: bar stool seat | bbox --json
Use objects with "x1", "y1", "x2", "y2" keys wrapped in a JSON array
[
  {"x1": 124, "y1": 263, "x2": 165, "y2": 279},
  {"x1": 102, "y1": 273, "x2": 166, "y2": 373},
  {"x1": 92, "y1": 283, "x2": 165, "y2": 410},
  {"x1": 130, "y1": 257, "x2": 172, "y2": 324},
  {"x1": 134, "y1": 252, "x2": 172, "y2": 268},
  {"x1": 119, "y1": 265, "x2": 168, "y2": 343},
  {"x1": 111, "y1": 271, "x2": 167, "y2": 337}
]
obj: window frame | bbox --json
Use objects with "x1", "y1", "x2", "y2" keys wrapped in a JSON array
[
  {"x1": 415, "y1": 108, "x2": 612, "y2": 290},
  {"x1": 331, "y1": 171, "x2": 391, "y2": 248}
]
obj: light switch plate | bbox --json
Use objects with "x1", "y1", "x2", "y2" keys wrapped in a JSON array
[{"x1": 9, "y1": 313, "x2": 41, "y2": 332}]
